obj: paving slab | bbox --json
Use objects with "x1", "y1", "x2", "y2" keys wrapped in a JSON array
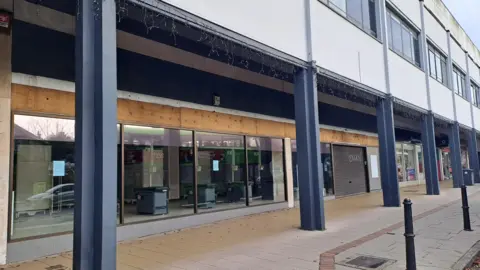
[{"x1": 335, "y1": 189, "x2": 480, "y2": 270}]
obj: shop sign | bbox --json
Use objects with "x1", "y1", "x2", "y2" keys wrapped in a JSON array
[
  {"x1": 348, "y1": 154, "x2": 361, "y2": 162},
  {"x1": 213, "y1": 95, "x2": 220, "y2": 106},
  {"x1": 0, "y1": 12, "x2": 10, "y2": 29}
]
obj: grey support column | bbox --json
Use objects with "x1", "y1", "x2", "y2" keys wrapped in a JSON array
[
  {"x1": 294, "y1": 64, "x2": 325, "y2": 231},
  {"x1": 73, "y1": 0, "x2": 118, "y2": 269},
  {"x1": 377, "y1": 0, "x2": 400, "y2": 206},
  {"x1": 446, "y1": 30, "x2": 462, "y2": 188},
  {"x1": 465, "y1": 51, "x2": 480, "y2": 183},
  {"x1": 419, "y1": 0, "x2": 439, "y2": 194},
  {"x1": 447, "y1": 31, "x2": 456, "y2": 116},
  {"x1": 449, "y1": 122, "x2": 463, "y2": 188},
  {"x1": 421, "y1": 113, "x2": 440, "y2": 194},
  {"x1": 376, "y1": 96, "x2": 400, "y2": 206}
]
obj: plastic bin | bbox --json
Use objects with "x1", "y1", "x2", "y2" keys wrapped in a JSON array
[
  {"x1": 463, "y1": 169, "x2": 474, "y2": 186},
  {"x1": 227, "y1": 182, "x2": 252, "y2": 202},
  {"x1": 135, "y1": 187, "x2": 169, "y2": 215},
  {"x1": 187, "y1": 184, "x2": 216, "y2": 209}
]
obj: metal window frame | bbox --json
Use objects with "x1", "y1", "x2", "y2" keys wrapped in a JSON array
[
  {"x1": 322, "y1": 0, "x2": 379, "y2": 38},
  {"x1": 387, "y1": 6, "x2": 421, "y2": 68},
  {"x1": 427, "y1": 44, "x2": 448, "y2": 86}
]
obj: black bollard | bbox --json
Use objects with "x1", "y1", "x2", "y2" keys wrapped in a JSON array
[
  {"x1": 403, "y1": 198, "x2": 416, "y2": 270},
  {"x1": 461, "y1": 185, "x2": 472, "y2": 231}
]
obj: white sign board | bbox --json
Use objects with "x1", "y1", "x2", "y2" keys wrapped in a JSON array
[{"x1": 370, "y1": 155, "x2": 379, "y2": 178}]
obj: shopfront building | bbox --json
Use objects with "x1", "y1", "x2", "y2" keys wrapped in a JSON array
[
  {"x1": 10, "y1": 109, "x2": 292, "y2": 241},
  {"x1": 291, "y1": 131, "x2": 379, "y2": 199},
  {"x1": 395, "y1": 142, "x2": 425, "y2": 187},
  {"x1": 437, "y1": 146, "x2": 469, "y2": 182}
]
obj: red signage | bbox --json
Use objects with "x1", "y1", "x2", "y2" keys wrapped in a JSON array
[{"x1": 0, "y1": 13, "x2": 10, "y2": 29}]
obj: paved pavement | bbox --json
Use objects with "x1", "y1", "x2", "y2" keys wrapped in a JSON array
[
  {"x1": 4, "y1": 181, "x2": 480, "y2": 270},
  {"x1": 335, "y1": 188, "x2": 480, "y2": 270}
]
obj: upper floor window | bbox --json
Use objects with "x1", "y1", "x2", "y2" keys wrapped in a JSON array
[
  {"x1": 428, "y1": 45, "x2": 447, "y2": 86},
  {"x1": 386, "y1": 10, "x2": 421, "y2": 67},
  {"x1": 326, "y1": 0, "x2": 378, "y2": 37},
  {"x1": 472, "y1": 82, "x2": 480, "y2": 107},
  {"x1": 453, "y1": 67, "x2": 466, "y2": 98}
]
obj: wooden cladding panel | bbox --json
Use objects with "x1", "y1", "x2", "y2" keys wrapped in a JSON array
[
  {"x1": 12, "y1": 84, "x2": 75, "y2": 116},
  {"x1": 11, "y1": 84, "x2": 378, "y2": 146},
  {"x1": 256, "y1": 119, "x2": 285, "y2": 138},
  {"x1": 180, "y1": 108, "x2": 244, "y2": 134},
  {"x1": 118, "y1": 99, "x2": 181, "y2": 127},
  {"x1": 240, "y1": 117, "x2": 257, "y2": 136},
  {"x1": 321, "y1": 129, "x2": 378, "y2": 147},
  {"x1": 284, "y1": 123, "x2": 296, "y2": 139}
]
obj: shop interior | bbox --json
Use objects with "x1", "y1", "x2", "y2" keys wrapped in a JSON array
[{"x1": 11, "y1": 115, "x2": 286, "y2": 239}]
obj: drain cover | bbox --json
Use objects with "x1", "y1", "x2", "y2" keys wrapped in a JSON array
[
  {"x1": 338, "y1": 255, "x2": 396, "y2": 269},
  {"x1": 45, "y1": 265, "x2": 68, "y2": 270},
  {"x1": 347, "y1": 256, "x2": 387, "y2": 268}
]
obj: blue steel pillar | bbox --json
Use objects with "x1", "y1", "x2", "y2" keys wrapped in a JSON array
[
  {"x1": 468, "y1": 129, "x2": 480, "y2": 183},
  {"x1": 376, "y1": 95, "x2": 400, "y2": 207},
  {"x1": 73, "y1": 0, "x2": 118, "y2": 269},
  {"x1": 421, "y1": 113, "x2": 440, "y2": 195},
  {"x1": 449, "y1": 122, "x2": 463, "y2": 188},
  {"x1": 294, "y1": 64, "x2": 325, "y2": 231}
]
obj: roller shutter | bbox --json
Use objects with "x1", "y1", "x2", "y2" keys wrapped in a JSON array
[{"x1": 333, "y1": 145, "x2": 368, "y2": 197}]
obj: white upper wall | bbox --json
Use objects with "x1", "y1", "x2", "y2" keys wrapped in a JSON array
[
  {"x1": 310, "y1": 1, "x2": 386, "y2": 93},
  {"x1": 430, "y1": 78, "x2": 454, "y2": 120},
  {"x1": 424, "y1": 9, "x2": 447, "y2": 54},
  {"x1": 160, "y1": 0, "x2": 308, "y2": 61},
  {"x1": 388, "y1": 52, "x2": 428, "y2": 108},
  {"x1": 470, "y1": 57, "x2": 480, "y2": 84},
  {"x1": 474, "y1": 107, "x2": 480, "y2": 132},
  {"x1": 450, "y1": 37, "x2": 466, "y2": 71},
  {"x1": 455, "y1": 95, "x2": 472, "y2": 127}
]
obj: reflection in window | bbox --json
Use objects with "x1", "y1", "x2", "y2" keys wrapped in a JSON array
[
  {"x1": 403, "y1": 144, "x2": 417, "y2": 181},
  {"x1": 387, "y1": 10, "x2": 421, "y2": 66},
  {"x1": 346, "y1": 0, "x2": 362, "y2": 26},
  {"x1": 428, "y1": 45, "x2": 447, "y2": 85},
  {"x1": 396, "y1": 144, "x2": 404, "y2": 182},
  {"x1": 396, "y1": 143, "x2": 418, "y2": 182},
  {"x1": 247, "y1": 137, "x2": 285, "y2": 204},
  {"x1": 461, "y1": 149, "x2": 469, "y2": 169},
  {"x1": 453, "y1": 67, "x2": 466, "y2": 98},
  {"x1": 472, "y1": 82, "x2": 480, "y2": 107},
  {"x1": 390, "y1": 16, "x2": 403, "y2": 53},
  {"x1": 123, "y1": 125, "x2": 194, "y2": 223},
  {"x1": 327, "y1": 0, "x2": 377, "y2": 37},
  {"x1": 291, "y1": 141, "x2": 333, "y2": 197},
  {"x1": 196, "y1": 132, "x2": 247, "y2": 211},
  {"x1": 12, "y1": 115, "x2": 76, "y2": 239},
  {"x1": 401, "y1": 27, "x2": 413, "y2": 60},
  {"x1": 417, "y1": 146, "x2": 424, "y2": 174}
]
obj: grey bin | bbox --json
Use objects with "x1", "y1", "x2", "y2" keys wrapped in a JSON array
[
  {"x1": 463, "y1": 169, "x2": 474, "y2": 186},
  {"x1": 188, "y1": 184, "x2": 216, "y2": 209},
  {"x1": 135, "y1": 187, "x2": 169, "y2": 215}
]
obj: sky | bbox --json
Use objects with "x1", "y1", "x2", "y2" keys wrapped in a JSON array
[{"x1": 443, "y1": 0, "x2": 480, "y2": 48}]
